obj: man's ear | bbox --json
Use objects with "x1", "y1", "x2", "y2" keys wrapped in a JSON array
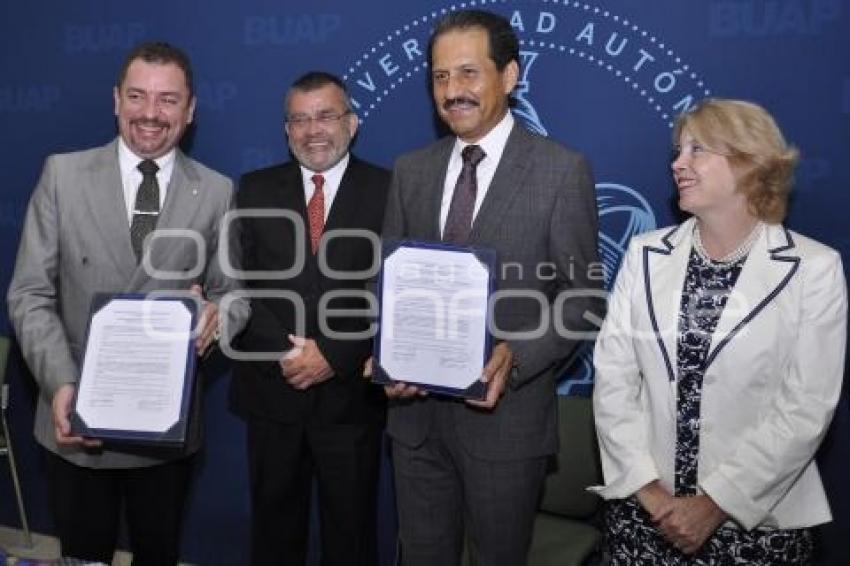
[
  {"x1": 502, "y1": 60, "x2": 519, "y2": 95},
  {"x1": 187, "y1": 96, "x2": 197, "y2": 124},
  {"x1": 347, "y1": 111, "x2": 359, "y2": 138}
]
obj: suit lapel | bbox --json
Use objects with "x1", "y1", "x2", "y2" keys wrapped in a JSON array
[
  {"x1": 703, "y1": 224, "x2": 800, "y2": 371},
  {"x1": 426, "y1": 139, "x2": 454, "y2": 241},
  {"x1": 80, "y1": 140, "x2": 137, "y2": 280},
  {"x1": 324, "y1": 158, "x2": 359, "y2": 234},
  {"x1": 153, "y1": 150, "x2": 202, "y2": 236},
  {"x1": 470, "y1": 125, "x2": 529, "y2": 243},
  {"x1": 278, "y1": 163, "x2": 314, "y2": 264},
  {"x1": 127, "y1": 150, "x2": 203, "y2": 287},
  {"x1": 317, "y1": 159, "x2": 362, "y2": 272},
  {"x1": 642, "y1": 220, "x2": 801, "y2": 381},
  {"x1": 642, "y1": 219, "x2": 693, "y2": 382},
  {"x1": 281, "y1": 162, "x2": 308, "y2": 216}
]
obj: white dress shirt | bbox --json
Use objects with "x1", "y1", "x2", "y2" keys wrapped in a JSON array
[
  {"x1": 117, "y1": 137, "x2": 175, "y2": 225},
  {"x1": 439, "y1": 112, "x2": 514, "y2": 236},
  {"x1": 300, "y1": 153, "x2": 350, "y2": 221}
]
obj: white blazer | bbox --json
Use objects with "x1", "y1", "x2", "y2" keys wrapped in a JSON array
[{"x1": 591, "y1": 218, "x2": 847, "y2": 531}]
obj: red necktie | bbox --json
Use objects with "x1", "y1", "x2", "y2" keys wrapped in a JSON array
[{"x1": 307, "y1": 174, "x2": 325, "y2": 254}]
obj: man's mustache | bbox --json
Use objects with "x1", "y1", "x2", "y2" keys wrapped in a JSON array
[
  {"x1": 303, "y1": 134, "x2": 332, "y2": 144},
  {"x1": 443, "y1": 97, "x2": 479, "y2": 110},
  {"x1": 131, "y1": 118, "x2": 168, "y2": 129}
]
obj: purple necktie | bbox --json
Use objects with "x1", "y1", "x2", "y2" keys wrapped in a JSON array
[{"x1": 443, "y1": 144, "x2": 485, "y2": 243}]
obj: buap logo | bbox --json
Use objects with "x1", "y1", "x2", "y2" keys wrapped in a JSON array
[
  {"x1": 244, "y1": 14, "x2": 342, "y2": 46},
  {"x1": 342, "y1": 1, "x2": 713, "y2": 394},
  {"x1": 63, "y1": 22, "x2": 147, "y2": 54},
  {"x1": 709, "y1": 0, "x2": 842, "y2": 38},
  {"x1": 194, "y1": 80, "x2": 239, "y2": 112},
  {"x1": 0, "y1": 85, "x2": 61, "y2": 112}
]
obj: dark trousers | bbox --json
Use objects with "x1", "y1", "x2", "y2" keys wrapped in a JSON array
[
  {"x1": 392, "y1": 403, "x2": 547, "y2": 566},
  {"x1": 46, "y1": 450, "x2": 194, "y2": 566},
  {"x1": 247, "y1": 417, "x2": 382, "y2": 566}
]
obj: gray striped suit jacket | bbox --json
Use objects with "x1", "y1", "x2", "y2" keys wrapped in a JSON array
[{"x1": 382, "y1": 123, "x2": 605, "y2": 461}]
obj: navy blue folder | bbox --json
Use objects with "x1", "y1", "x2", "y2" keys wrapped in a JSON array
[
  {"x1": 372, "y1": 240, "x2": 496, "y2": 400},
  {"x1": 70, "y1": 293, "x2": 199, "y2": 445}
]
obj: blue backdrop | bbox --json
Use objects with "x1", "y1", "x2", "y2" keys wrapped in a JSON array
[{"x1": 1, "y1": 1, "x2": 848, "y2": 564}]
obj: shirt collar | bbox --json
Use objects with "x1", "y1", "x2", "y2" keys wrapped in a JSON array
[
  {"x1": 299, "y1": 152, "x2": 350, "y2": 188},
  {"x1": 117, "y1": 136, "x2": 176, "y2": 177},
  {"x1": 453, "y1": 111, "x2": 514, "y2": 162}
]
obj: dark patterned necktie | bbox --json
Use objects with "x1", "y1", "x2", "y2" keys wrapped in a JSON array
[
  {"x1": 307, "y1": 174, "x2": 325, "y2": 254},
  {"x1": 443, "y1": 144, "x2": 485, "y2": 243},
  {"x1": 130, "y1": 159, "x2": 160, "y2": 262}
]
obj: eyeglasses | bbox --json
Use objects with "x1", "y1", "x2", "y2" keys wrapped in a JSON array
[{"x1": 286, "y1": 111, "x2": 351, "y2": 129}]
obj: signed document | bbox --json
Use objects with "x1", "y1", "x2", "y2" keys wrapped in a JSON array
[
  {"x1": 373, "y1": 241, "x2": 495, "y2": 398},
  {"x1": 72, "y1": 295, "x2": 197, "y2": 443}
]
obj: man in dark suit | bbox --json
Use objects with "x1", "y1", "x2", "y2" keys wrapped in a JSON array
[
  {"x1": 7, "y1": 42, "x2": 247, "y2": 564},
  {"x1": 231, "y1": 71, "x2": 390, "y2": 565},
  {"x1": 381, "y1": 11, "x2": 604, "y2": 565}
]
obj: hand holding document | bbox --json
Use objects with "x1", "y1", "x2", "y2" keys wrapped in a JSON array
[
  {"x1": 53, "y1": 383, "x2": 102, "y2": 447},
  {"x1": 72, "y1": 294, "x2": 197, "y2": 443},
  {"x1": 373, "y1": 241, "x2": 495, "y2": 399}
]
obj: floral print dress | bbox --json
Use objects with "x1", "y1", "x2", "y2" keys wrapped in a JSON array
[{"x1": 602, "y1": 249, "x2": 813, "y2": 565}]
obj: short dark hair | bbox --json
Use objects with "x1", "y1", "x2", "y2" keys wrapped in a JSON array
[
  {"x1": 286, "y1": 71, "x2": 353, "y2": 113},
  {"x1": 428, "y1": 10, "x2": 520, "y2": 74},
  {"x1": 117, "y1": 41, "x2": 194, "y2": 96}
]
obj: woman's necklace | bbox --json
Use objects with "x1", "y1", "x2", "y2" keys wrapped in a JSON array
[{"x1": 693, "y1": 221, "x2": 763, "y2": 264}]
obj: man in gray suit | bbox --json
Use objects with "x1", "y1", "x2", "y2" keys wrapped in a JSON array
[
  {"x1": 381, "y1": 10, "x2": 604, "y2": 565},
  {"x1": 7, "y1": 42, "x2": 247, "y2": 564}
]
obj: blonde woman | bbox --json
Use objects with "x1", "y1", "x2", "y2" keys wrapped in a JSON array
[{"x1": 592, "y1": 99, "x2": 847, "y2": 564}]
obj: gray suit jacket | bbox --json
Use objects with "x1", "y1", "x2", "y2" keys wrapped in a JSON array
[
  {"x1": 383, "y1": 123, "x2": 604, "y2": 460},
  {"x1": 7, "y1": 138, "x2": 248, "y2": 468}
]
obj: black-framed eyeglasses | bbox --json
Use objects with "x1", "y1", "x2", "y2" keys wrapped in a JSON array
[{"x1": 286, "y1": 110, "x2": 351, "y2": 129}]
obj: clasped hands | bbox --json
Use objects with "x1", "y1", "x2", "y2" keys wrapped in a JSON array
[
  {"x1": 379, "y1": 341, "x2": 513, "y2": 410},
  {"x1": 636, "y1": 480, "x2": 728, "y2": 555},
  {"x1": 279, "y1": 334, "x2": 333, "y2": 389}
]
